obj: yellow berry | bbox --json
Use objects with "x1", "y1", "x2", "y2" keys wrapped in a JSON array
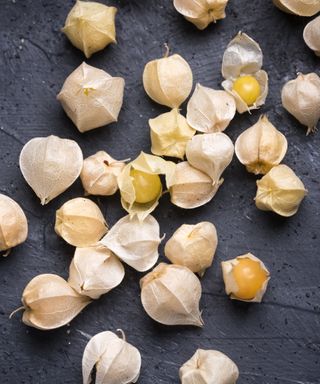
[
  {"x1": 232, "y1": 76, "x2": 261, "y2": 106},
  {"x1": 130, "y1": 169, "x2": 162, "y2": 204}
]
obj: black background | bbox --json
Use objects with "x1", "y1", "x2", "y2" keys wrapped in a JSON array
[{"x1": 0, "y1": 0, "x2": 319, "y2": 383}]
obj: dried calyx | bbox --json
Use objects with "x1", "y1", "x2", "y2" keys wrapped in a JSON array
[
  {"x1": 273, "y1": 0, "x2": 320, "y2": 16},
  {"x1": 82, "y1": 330, "x2": 141, "y2": 384},
  {"x1": 140, "y1": 263, "x2": 203, "y2": 326},
  {"x1": 235, "y1": 115, "x2": 288, "y2": 175},
  {"x1": 57, "y1": 62, "x2": 125, "y2": 133},
  {"x1": 303, "y1": 16, "x2": 320, "y2": 57},
  {"x1": 19, "y1": 135, "x2": 83, "y2": 205}
]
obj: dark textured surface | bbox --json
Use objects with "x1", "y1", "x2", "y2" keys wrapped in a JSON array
[{"x1": 0, "y1": 0, "x2": 319, "y2": 383}]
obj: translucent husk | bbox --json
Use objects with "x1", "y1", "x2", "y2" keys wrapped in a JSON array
[
  {"x1": 0, "y1": 194, "x2": 28, "y2": 253},
  {"x1": 55, "y1": 198, "x2": 108, "y2": 247},
  {"x1": 164, "y1": 222, "x2": 218, "y2": 276},
  {"x1": 140, "y1": 263, "x2": 203, "y2": 326},
  {"x1": 80, "y1": 151, "x2": 126, "y2": 196},
  {"x1": 82, "y1": 330, "x2": 141, "y2": 384},
  {"x1": 281, "y1": 73, "x2": 320, "y2": 134},
  {"x1": 68, "y1": 245, "x2": 125, "y2": 299},
  {"x1": 179, "y1": 349, "x2": 239, "y2": 384},
  {"x1": 170, "y1": 161, "x2": 221, "y2": 209},
  {"x1": 186, "y1": 84, "x2": 236, "y2": 133},
  {"x1": 19, "y1": 135, "x2": 83, "y2": 205},
  {"x1": 142, "y1": 53, "x2": 193, "y2": 108},
  {"x1": 221, "y1": 253, "x2": 270, "y2": 303},
  {"x1": 186, "y1": 132, "x2": 234, "y2": 183},
  {"x1": 100, "y1": 214, "x2": 161, "y2": 272},
  {"x1": 62, "y1": 1, "x2": 117, "y2": 58},
  {"x1": 173, "y1": 0, "x2": 229, "y2": 30},
  {"x1": 303, "y1": 16, "x2": 320, "y2": 56},
  {"x1": 235, "y1": 115, "x2": 288, "y2": 175},
  {"x1": 273, "y1": 0, "x2": 320, "y2": 16},
  {"x1": 117, "y1": 152, "x2": 176, "y2": 221},
  {"x1": 18, "y1": 274, "x2": 91, "y2": 330},
  {"x1": 255, "y1": 164, "x2": 307, "y2": 217},
  {"x1": 150, "y1": 108, "x2": 195, "y2": 159},
  {"x1": 57, "y1": 62, "x2": 125, "y2": 133}
]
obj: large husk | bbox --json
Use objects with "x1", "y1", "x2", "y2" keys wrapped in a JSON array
[
  {"x1": 62, "y1": 1, "x2": 117, "y2": 58},
  {"x1": 82, "y1": 330, "x2": 141, "y2": 384},
  {"x1": 140, "y1": 263, "x2": 203, "y2": 326},
  {"x1": 19, "y1": 135, "x2": 83, "y2": 205},
  {"x1": 273, "y1": 0, "x2": 320, "y2": 16},
  {"x1": 100, "y1": 214, "x2": 161, "y2": 272},
  {"x1": 21, "y1": 274, "x2": 91, "y2": 330},
  {"x1": 68, "y1": 246, "x2": 125, "y2": 299},
  {"x1": 0, "y1": 194, "x2": 28, "y2": 252},
  {"x1": 57, "y1": 62, "x2": 125, "y2": 133},
  {"x1": 303, "y1": 16, "x2": 320, "y2": 56}
]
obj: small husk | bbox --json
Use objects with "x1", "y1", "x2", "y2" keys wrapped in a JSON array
[
  {"x1": 281, "y1": 72, "x2": 320, "y2": 134},
  {"x1": 273, "y1": 0, "x2": 320, "y2": 16},
  {"x1": 180, "y1": 349, "x2": 239, "y2": 384},
  {"x1": 235, "y1": 115, "x2": 288, "y2": 175},
  {"x1": 164, "y1": 222, "x2": 218, "y2": 276},
  {"x1": 140, "y1": 263, "x2": 203, "y2": 327},
  {"x1": 82, "y1": 330, "x2": 141, "y2": 384},
  {"x1": 186, "y1": 84, "x2": 236, "y2": 133},
  {"x1": 55, "y1": 198, "x2": 108, "y2": 247},
  {"x1": 303, "y1": 16, "x2": 320, "y2": 57},
  {"x1": 150, "y1": 108, "x2": 195, "y2": 159},
  {"x1": 19, "y1": 274, "x2": 91, "y2": 330},
  {"x1": 19, "y1": 135, "x2": 83, "y2": 205},
  {"x1": 173, "y1": 0, "x2": 229, "y2": 30},
  {"x1": 80, "y1": 151, "x2": 126, "y2": 196},
  {"x1": 62, "y1": 1, "x2": 117, "y2": 58},
  {"x1": 68, "y1": 245, "x2": 124, "y2": 299},
  {"x1": 100, "y1": 214, "x2": 161, "y2": 272},
  {"x1": 255, "y1": 164, "x2": 307, "y2": 217},
  {"x1": 0, "y1": 194, "x2": 28, "y2": 253},
  {"x1": 57, "y1": 62, "x2": 125, "y2": 133}
]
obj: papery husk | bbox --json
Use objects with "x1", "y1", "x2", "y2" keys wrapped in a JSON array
[
  {"x1": 235, "y1": 115, "x2": 288, "y2": 175},
  {"x1": 55, "y1": 198, "x2": 108, "y2": 247},
  {"x1": 57, "y1": 62, "x2": 125, "y2": 133},
  {"x1": 140, "y1": 263, "x2": 203, "y2": 326},
  {"x1": 303, "y1": 16, "x2": 320, "y2": 56},
  {"x1": 186, "y1": 132, "x2": 234, "y2": 182},
  {"x1": 273, "y1": 0, "x2": 320, "y2": 16},
  {"x1": 255, "y1": 164, "x2": 307, "y2": 217},
  {"x1": 143, "y1": 53, "x2": 193, "y2": 108},
  {"x1": 186, "y1": 84, "x2": 236, "y2": 133},
  {"x1": 179, "y1": 349, "x2": 239, "y2": 384},
  {"x1": 19, "y1": 135, "x2": 83, "y2": 205},
  {"x1": 0, "y1": 194, "x2": 28, "y2": 252},
  {"x1": 173, "y1": 0, "x2": 229, "y2": 30},
  {"x1": 117, "y1": 152, "x2": 176, "y2": 221},
  {"x1": 170, "y1": 162, "x2": 220, "y2": 209},
  {"x1": 82, "y1": 330, "x2": 141, "y2": 384},
  {"x1": 21, "y1": 274, "x2": 91, "y2": 330},
  {"x1": 164, "y1": 222, "x2": 218, "y2": 276},
  {"x1": 81, "y1": 151, "x2": 125, "y2": 196},
  {"x1": 100, "y1": 214, "x2": 161, "y2": 272},
  {"x1": 62, "y1": 1, "x2": 117, "y2": 58},
  {"x1": 281, "y1": 73, "x2": 320, "y2": 134},
  {"x1": 68, "y1": 246, "x2": 124, "y2": 299},
  {"x1": 221, "y1": 253, "x2": 270, "y2": 303},
  {"x1": 150, "y1": 108, "x2": 195, "y2": 159}
]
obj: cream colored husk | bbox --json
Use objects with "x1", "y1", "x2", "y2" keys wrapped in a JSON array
[
  {"x1": 273, "y1": 0, "x2": 320, "y2": 16},
  {"x1": 303, "y1": 16, "x2": 320, "y2": 56}
]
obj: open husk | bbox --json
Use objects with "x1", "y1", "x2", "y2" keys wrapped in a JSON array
[
  {"x1": 20, "y1": 274, "x2": 91, "y2": 330},
  {"x1": 186, "y1": 84, "x2": 236, "y2": 133},
  {"x1": 55, "y1": 198, "x2": 108, "y2": 247},
  {"x1": 68, "y1": 246, "x2": 124, "y2": 299},
  {"x1": 140, "y1": 263, "x2": 203, "y2": 326},
  {"x1": 303, "y1": 16, "x2": 320, "y2": 56},
  {"x1": 19, "y1": 135, "x2": 83, "y2": 205},
  {"x1": 82, "y1": 330, "x2": 141, "y2": 384},
  {"x1": 273, "y1": 0, "x2": 320, "y2": 16},
  {"x1": 62, "y1": 1, "x2": 117, "y2": 58},
  {"x1": 100, "y1": 214, "x2": 161, "y2": 272},
  {"x1": 57, "y1": 62, "x2": 125, "y2": 133},
  {"x1": 0, "y1": 194, "x2": 28, "y2": 253}
]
